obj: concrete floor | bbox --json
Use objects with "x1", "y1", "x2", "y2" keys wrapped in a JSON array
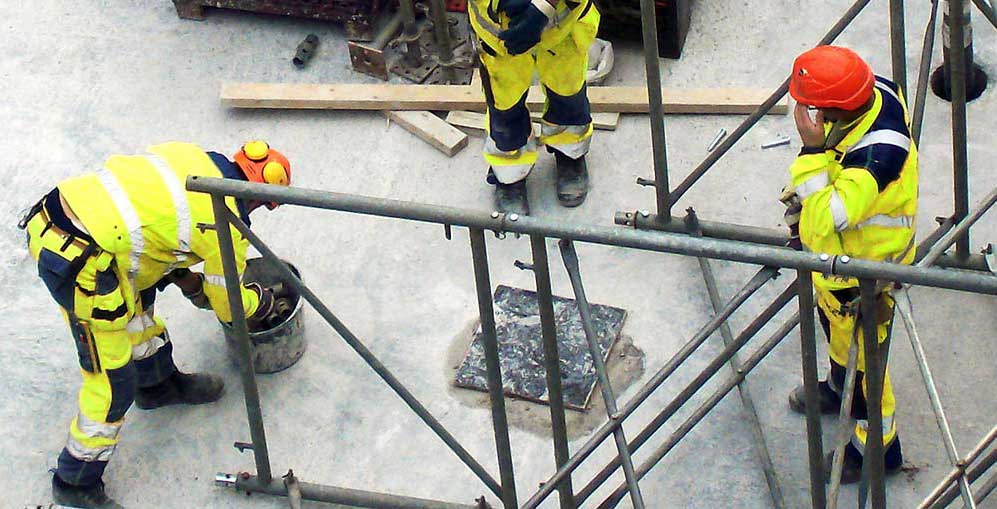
[{"x1": 1, "y1": 1, "x2": 996, "y2": 507}]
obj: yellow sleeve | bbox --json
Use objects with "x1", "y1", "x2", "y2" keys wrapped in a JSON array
[
  {"x1": 797, "y1": 165, "x2": 880, "y2": 244},
  {"x1": 201, "y1": 223, "x2": 261, "y2": 323}
]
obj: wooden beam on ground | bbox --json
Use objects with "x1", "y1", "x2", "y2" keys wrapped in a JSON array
[
  {"x1": 383, "y1": 111, "x2": 468, "y2": 157},
  {"x1": 447, "y1": 111, "x2": 619, "y2": 135},
  {"x1": 222, "y1": 83, "x2": 789, "y2": 115}
]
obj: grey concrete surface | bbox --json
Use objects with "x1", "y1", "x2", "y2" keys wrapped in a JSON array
[{"x1": 1, "y1": 1, "x2": 995, "y2": 507}]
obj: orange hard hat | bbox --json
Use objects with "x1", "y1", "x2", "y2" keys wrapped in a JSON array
[
  {"x1": 233, "y1": 141, "x2": 291, "y2": 209},
  {"x1": 790, "y1": 45, "x2": 874, "y2": 111}
]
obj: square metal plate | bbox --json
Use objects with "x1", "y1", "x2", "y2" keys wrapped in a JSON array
[{"x1": 455, "y1": 285, "x2": 627, "y2": 411}]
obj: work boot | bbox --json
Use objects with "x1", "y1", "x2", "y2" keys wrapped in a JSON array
[
  {"x1": 825, "y1": 440, "x2": 904, "y2": 485},
  {"x1": 134, "y1": 371, "x2": 224, "y2": 410},
  {"x1": 52, "y1": 473, "x2": 124, "y2": 509},
  {"x1": 788, "y1": 380, "x2": 842, "y2": 415},
  {"x1": 553, "y1": 152, "x2": 589, "y2": 207},
  {"x1": 494, "y1": 179, "x2": 530, "y2": 216}
]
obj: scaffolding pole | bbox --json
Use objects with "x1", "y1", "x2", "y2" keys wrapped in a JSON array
[
  {"x1": 890, "y1": 0, "x2": 908, "y2": 94},
  {"x1": 637, "y1": 0, "x2": 671, "y2": 219},
  {"x1": 948, "y1": 0, "x2": 972, "y2": 258},
  {"x1": 912, "y1": 0, "x2": 941, "y2": 145}
]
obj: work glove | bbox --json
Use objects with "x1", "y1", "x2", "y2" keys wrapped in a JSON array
[
  {"x1": 166, "y1": 268, "x2": 212, "y2": 310},
  {"x1": 499, "y1": 3, "x2": 551, "y2": 55},
  {"x1": 497, "y1": 0, "x2": 531, "y2": 17},
  {"x1": 780, "y1": 186, "x2": 803, "y2": 251},
  {"x1": 245, "y1": 282, "x2": 276, "y2": 328}
]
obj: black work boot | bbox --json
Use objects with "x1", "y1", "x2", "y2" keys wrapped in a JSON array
[
  {"x1": 825, "y1": 439, "x2": 904, "y2": 484},
  {"x1": 135, "y1": 371, "x2": 224, "y2": 410},
  {"x1": 789, "y1": 380, "x2": 843, "y2": 415},
  {"x1": 52, "y1": 473, "x2": 124, "y2": 509},
  {"x1": 553, "y1": 152, "x2": 589, "y2": 207},
  {"x1": 494, "y1": 179, "x2": 530, "y2": 216}
]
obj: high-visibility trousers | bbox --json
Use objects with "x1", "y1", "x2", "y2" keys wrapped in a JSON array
[
  {"x1": 817, "y1": 286, "x2": 898, "y2": 454},
  {"x1": 24, "y1": 196, "x2": 176, "y2": 486},
  {"x1": 471, "y1": 2, "x2": 600, "y2": 184}
]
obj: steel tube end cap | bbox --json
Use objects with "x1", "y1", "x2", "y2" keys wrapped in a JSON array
[{"x1": 215, "y1": 473, "x2": 237, "y2": 488}]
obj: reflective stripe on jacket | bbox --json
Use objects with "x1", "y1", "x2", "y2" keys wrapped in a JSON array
[
  {"x1": 789, "y1": 77, "x2": 918, "y2": 292},
  {"x1": 57, "y1": 142, "x2": 260, "y2": 322}
]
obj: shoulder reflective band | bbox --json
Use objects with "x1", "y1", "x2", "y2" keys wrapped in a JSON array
[
  {"x1": 847, "y1": 129, "x2": 911, "y2": 154},
  {"x1": 96, "y1": 168, "x2": 144, "y2": 282},
  {"x1": 146, "y1": 154, "x2": 191, "y2": 260}
]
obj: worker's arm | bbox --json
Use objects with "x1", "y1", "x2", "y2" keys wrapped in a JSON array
[{"x1": 199, "y1": 223, "x2": 273, "y2": 324}]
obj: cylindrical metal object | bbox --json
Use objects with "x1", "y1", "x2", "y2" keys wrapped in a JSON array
[
  {"x1": 429, "y1": 0, "x2": 456, "y2": 83},
  {"x1": 796, "y1": 272, "x2": 827, "y2": 509},
  {"x1": 921, "y1": 186, "x2": 997, "y2": 268},
  {"x1": 469, "y1": 229, "x2": 519, "y2": 508},
  {"x1": 559, "y1": 240, "x2": 645, "y2": 509},
  {"x1": 234, "y1": 474, "x2": 480, "y2": 508},
  {"x1": 293, "y1": 34, "x2": 319, "y2": 68},
  {"x1": 947, "y1": 0, "x2": 973, "y2": 259},
  {"x1": 210, "y1": 198, "x2": 273, "y2": 484},
  {"x1": 933, "y1": 0, "x2": 988, "y2": 101},
  {"x1": 637, "y1": 0, "x2": 671, "y2": 220},
  {"x1": 228, "y1": 217, "x2": 503, "y2": 498},
  {"x1": 859, "y1": 279, "x2": 887, "y2": 509},
  {"x1": 921, "y1": 425, "x2": 997, "y2": 508},
  {"x1": 890, "y1": 0, "x2": 908, "y2": 94},
  {"x1": 912, "y1": 0, "x2": 940, "y2": 145},
  {"x1": 398, "y1": 0, "x2": 424, "y2": 65},
  {"x1": 928, "y1": 446, "x2": 997, "y2": 508},
  {"x1": 221, "y1": 258, "x2": 306, "y2": 373},
  {"x1": 529, "y1": 235, "x2": 576, "y2": 509}
]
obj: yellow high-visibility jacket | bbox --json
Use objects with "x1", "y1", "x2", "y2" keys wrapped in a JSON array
[
  {"x1": 57, "y1": 142, "x2": 260, "y2": 322},
  {"x1": 468, "y1": 0, "x2": 596, "y2": 54},
  {"x1": 789, "y1": 77, "x2": 918, "y2": 292}
]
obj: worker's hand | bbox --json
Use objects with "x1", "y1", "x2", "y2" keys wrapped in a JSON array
[
  {"x1": 498, "y1": 0, "x2": 531, "y2": 17},
  {"x1": 499, "y1": 4, "x2": 550, "y2": 55},
  {"x1": 166, "y1": 268, "x2": 212, "y2": 310},
  {"x1": 793, "y1": 103, "x2": 826, "y2": 149},
  {"x1": 780, "y1": 188, "x2": 803, "y2": 251},
  {"x1": 182, "y1": 274, "x2": 212, "y2": 310}
]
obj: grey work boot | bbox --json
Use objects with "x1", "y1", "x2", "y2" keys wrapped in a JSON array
[
  {"x1": 494, "y1": 179, "x2": 530, "y2": 216},
  {"x1": 135, "y1": 371, "x2": 224, "y2": 410},
  {"x1": 788, "y1": 380, "x2": 842, "y2": 415},
  {"x1": 554, "y1": 152, "x2": 589, "y2": 207},
  {"x1": 53, "y1": 474, "x2": 124, "y2": 509}
]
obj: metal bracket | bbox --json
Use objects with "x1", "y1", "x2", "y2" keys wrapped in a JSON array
[
  {"x1": 196, "y1": 222, "x2": 216, "y2": 233},
  {"x1": 283, "y1": 470, "x2": 303, "y2": 509},
  {"x1": 514, "y1": 260, "x2": 535, "y2": 271},
  {"x1": 636, "y1": 177, "x2": 656, "y2": 187},
  {"x1": 233, "y1": 441, "x2": 254, "y2": 453},
  {"x1": 348, "y1": 42, "x2": 390, "y2": 81},
  {"x1": 215, "y1": 472, "x2": 237, "y2": 488}
]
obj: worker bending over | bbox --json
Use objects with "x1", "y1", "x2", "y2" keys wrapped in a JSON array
[
  {"x1": 469, "y1": 0, "x2": 600, "y2": 215},
  {"x1": 783, "y1": 46, "x2": 917, "y2": 483},
  {"x1": 20, "y1": 141, "x2": 292, "y2": 508}
]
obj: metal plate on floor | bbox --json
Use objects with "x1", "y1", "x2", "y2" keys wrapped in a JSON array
[{"x1": 455, "y1": 285, "x2": 627, "y2": 411}]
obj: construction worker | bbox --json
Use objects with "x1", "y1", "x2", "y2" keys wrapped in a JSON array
[
  {"x1": 19, "y1": 141, "x2": 292, "y2": 509},
  {"x1": 468, "y1": 0, "x2": 600, "y2": 215},
  {"x1": 783, "y1": 46, "x2": 917, "y2": 483}
]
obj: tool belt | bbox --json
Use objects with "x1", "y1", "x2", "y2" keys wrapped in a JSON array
[{"x1": 19, "y1": 191, "x2": 99, "y2": 284}]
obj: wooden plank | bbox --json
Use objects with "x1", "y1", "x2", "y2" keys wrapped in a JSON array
[
  {"x1": 445, "y1": 111, "x2": 541, "y2": 139},
  {"x1": 383, "y1": 111, "x2": 468, "y2": 157},
  {"x1": 527, "y1": 111, "x2": 620, "y2": 131},
  {"x1": 222, "y1": 83, "x2": 788, "y2": 115}
]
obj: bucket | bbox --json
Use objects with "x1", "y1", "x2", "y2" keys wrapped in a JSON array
[{"x1": 221, "y1": 258, "x2": 306, "y2": 373}]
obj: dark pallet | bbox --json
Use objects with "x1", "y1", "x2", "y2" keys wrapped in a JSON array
[
  {"x1": 595, "y1": 0, "x2": 692, "y2": 59},
  {"x1": 172, "y1": 0, "x2": 389, "y2": 40}
]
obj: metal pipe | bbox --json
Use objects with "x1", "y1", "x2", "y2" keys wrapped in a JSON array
[
  {"x1": 429, "y1": 0, "x2": 456, "y2": 83},
  {"x1": 915, "y1": 217, "x2": 955, "y2": 264},
  {"x1": 974, "y1": 469, "x2": 997, "y2": 504},
  {"x1": 210, "y1": 198, "x2": 272, "y2": 483},
  {"x1": 929, "y1": 447, "x2": 997, "y2": 508},
  {"x1": 667, "y1": 0, "x2": 873, "y2": 205},
  {"x1": 948, "y1": 0, "x2": 972, "y2": 257},
  {"x1": 637, "y1": 0, "x2": 671, "y2": 219},
  {"x1": 397, "y1": 0, "x2": 423, "y2": 65},
  {"x1": 912, "y1": 0, "x2": 941, "y2": 145},
  {"x1": 623, "y1": 211, "x2": 991, "y2": 272},
  {"x1": 921, "y1": 425, "x2": 997, "y2": 508},
  {"x1": 894, "y1": 289, "x2": 977, "y2": 508},
  {"x1": 921, "y1": 186, "x2": 997, "y2": 267},
  {"x1": 858, "y1": 279, "x2": 886, "y2": 509},
  {"x1": 558, "y1": 240, "x2": 646, "y2": 509},
  {"x1": 523, "y1": 267, "x2": 778, "y2": 509},
  {"x1": 890, "y1": 0, "x2": 908, "y2": 94},
  {"x1": 827, "y1": 326, "x2": 860, "y2": 509},
  {"x1": 185, "y1": 177, "x2": 997, "y2": 295},
  {"x1": 233, "y1": 474, "x2": 480, "y2": 508},
  {"x1": 797, "y1": 272, "x2": 827, "y2": 509},
  {"x1": 468, "y1": 229, "x2": 519, "y2": 508},
  {"x1": 592, "y1": 313, "x2": 799, "y2": 508},
  {"x1": 697, "y1": 255, "x2": 785, "y2": 509},
  {"x1": 226, "y1": 215, "x2": 503, "y2": 498},
  {"x1": 593, "y1": 281, "x2": 799, "y2": 509},
  {"x1": 971, "y1": 0, "x2": 997, "y2": 28},
  {"x1": 529, "y1": 235, "x2": 576, "y2": 509}
]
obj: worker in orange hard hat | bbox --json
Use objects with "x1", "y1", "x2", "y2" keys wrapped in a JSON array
[
  {"x1": 18, "y1": 141, "x2": 292, "y2": 508},
  {"x1": 782, "y1": 45, "x2": 917, "y2": 484}
]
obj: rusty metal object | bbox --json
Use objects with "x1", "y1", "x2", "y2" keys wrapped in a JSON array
[
  {"x1": 171, "y1": 0, "x2": 387, "y2": 41},
  {"x1": 349, "y1": 11, "x2": 404, "y2": 81},
  {"x1": 292, "y1": 34, "x2": 319, "y2": 68}
]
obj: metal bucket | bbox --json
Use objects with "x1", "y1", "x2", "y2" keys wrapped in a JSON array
[{"x1": 221, "y1": 258, "x2": 306, "y2": 373}]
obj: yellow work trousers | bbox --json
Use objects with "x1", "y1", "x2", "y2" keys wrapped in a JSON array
[{"x1": 817, "y1": 286, "x2": 898, "y2": 454}]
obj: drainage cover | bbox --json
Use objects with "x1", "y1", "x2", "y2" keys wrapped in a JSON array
[{"x1": 455, "y1": 285, "x2": 627, "y2": 411}]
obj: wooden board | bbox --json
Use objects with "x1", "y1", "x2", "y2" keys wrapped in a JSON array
[
  {"x1": 529, "y1": 111, "x2": 620, "y2": 131},
  {"x1": 383, "y1": 111, "x2": 468, "y2": 157},
  {"x1": 222, "y1": 83, "x2": 788, "y2": 115}
]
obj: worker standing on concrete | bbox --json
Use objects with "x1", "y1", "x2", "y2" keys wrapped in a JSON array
[
  {"x1": 468, "y1": 0, "x2": 600, "y2": 215},
  {"x1": 19, "y1": 141, "x2": 292, "y2": 508},
  {"x1": 783, "y1": 46, "x2": 917, "y2": 483}
]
